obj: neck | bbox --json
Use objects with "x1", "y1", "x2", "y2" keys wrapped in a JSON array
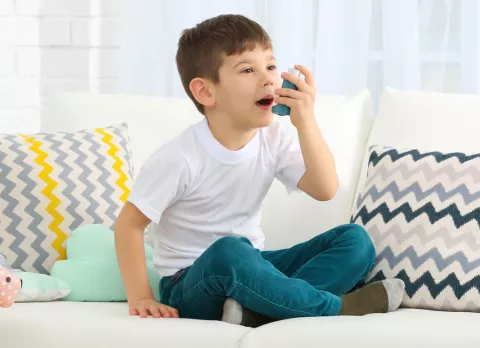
[{"x1": 205, "y1": 110, "x2": 258, "y2": 151}]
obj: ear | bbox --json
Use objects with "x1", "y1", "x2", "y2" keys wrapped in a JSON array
[{"x1": 189, "y1": 78, "x2": 215, "y2": 108}]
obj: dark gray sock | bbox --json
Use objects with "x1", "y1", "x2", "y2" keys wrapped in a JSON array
[
  {"x1": 339, "y1": 279, "x2": 405, "y2": 316},
  {"x1": 221, "y1": 298, "x2": 275, "y2": 328}
]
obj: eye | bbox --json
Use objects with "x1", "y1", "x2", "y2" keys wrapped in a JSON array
[
  {"x1": 268, "y1": 65, "x2": 276, "y2": 71},
  {"x1": 242, "y1": 68, "x2": 253, "y2": 73},
  {"x1": 6, "y1": 276, "x2": 11, "y2": 283}
]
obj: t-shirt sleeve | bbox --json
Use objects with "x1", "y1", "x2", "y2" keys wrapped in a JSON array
[
  {"x1": 127, "y1": 146, "x2": 189, "y2": 223},
  {"x1": 275, "y1": 122, "x2": 306, "y2": 194}
]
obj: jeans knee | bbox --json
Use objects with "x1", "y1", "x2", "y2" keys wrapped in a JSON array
[
  {"x1": 206, "y1": 236, "x2": 253, "y2": 275},
  {"x1": 341, "y1": 224, "x2": 376, "y2": 268},
  {"x1": 210, "y1": 236, "x2": 251, "y2": 254}
]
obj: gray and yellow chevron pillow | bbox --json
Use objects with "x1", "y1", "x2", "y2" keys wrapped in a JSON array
[
  {"x1": 0, "y1": 123, "x2": 133, "y2": 274},
  {"x1": 351, "y1": 145, "x2": 480, "y2": 312}
]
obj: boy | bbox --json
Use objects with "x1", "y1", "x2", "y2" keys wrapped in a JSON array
[{"x1": 114, "y1": 14, "x2": 404, "y2": 327}]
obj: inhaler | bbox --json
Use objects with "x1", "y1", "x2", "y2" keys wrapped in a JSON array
[{"x1": 272, "y1": 67, "x2": 302, "y2": 116}]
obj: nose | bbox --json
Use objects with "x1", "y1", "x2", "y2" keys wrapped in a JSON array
[
  {"x1": 262, "y1": 71, "x2": 275, "y2": 87},
  {"x1": 264, "y1": 77, "x2": 274, "y2": 87}
]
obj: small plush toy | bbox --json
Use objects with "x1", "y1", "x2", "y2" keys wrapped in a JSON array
[{"x1": 0, "y1": 265, "x2": 22, "y2": 308}]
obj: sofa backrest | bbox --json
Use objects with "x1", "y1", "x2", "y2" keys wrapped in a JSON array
[{"x1": 41, "y1": 90, "x2": 374, "y2": 249}]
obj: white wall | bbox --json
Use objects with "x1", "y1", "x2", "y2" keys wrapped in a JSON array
[{"x1": 0, "y1": 0, "x2": 122, "y2": 134}]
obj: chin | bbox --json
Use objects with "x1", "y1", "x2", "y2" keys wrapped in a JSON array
[{"x1": 253, "y1": 111, "x2": 274, "y2": 128}]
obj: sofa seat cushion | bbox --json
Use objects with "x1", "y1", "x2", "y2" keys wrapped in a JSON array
[
  {"x1": 238, "y1": 309, "x2": 480, "y2": 348},
  {"x1": 1, "y1": 302, "x2": 251, "y2": 348}
]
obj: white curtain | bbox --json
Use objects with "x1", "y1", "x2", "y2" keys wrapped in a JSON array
[{"x1": 120, "y1": 0, "x2": 480, "y2": 108}]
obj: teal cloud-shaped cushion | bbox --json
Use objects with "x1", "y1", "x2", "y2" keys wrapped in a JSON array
[{"x1": 50, "y1": 224, "x2": 161, "y2": 302}]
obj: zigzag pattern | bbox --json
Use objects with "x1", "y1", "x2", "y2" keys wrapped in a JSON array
[
  {"x1": 352, "y1": 145, "x2": 480, "y2": 311},
  {"x1": 369, "y1": 147, "x2": 480, "y2": 166},
  {"x1": 368, "y1": 270, "x2": 480, "y2": 303},
  {"x1": 20, "y1": 134, "x2": 67, "y2": 262},
  {"x1": 368, "y1": 223, "x2": 480, "y2": 253},
  {"x1": 353, "y1": 201, "x2": 480, "y2": 229},
  {"x1": 357, "y1": 181, "x2": 480, "y2": 207},
  {"x1": 95, "y1": 128, "x2": 130, "y2": 203},
  {"x1": 81, "y1": 131, "x2": 104, "y2": 225},
  {"x1": 0, "y1": 124, "x2": 133, "y2": 274},
  {"x1": 0, "y1": 137, "x2": 27, "y2": 271},
  {"x1": 377, "y1": 245, "x2": 480, "y2": 273},
  {"x1": 94, "y1": 129, "x2": 122, "y2": 226},
  {"x1": 15, "y1": 136, "x2": 46, "y2": 273},
  {"x1": 112, "y1": 127, "x2": 135, "y2": 179},
  {"x1": 52, "y1": 133, "x2": 83, "y2": 232},
  {"x1": 364, "y1": 160, "x2": 480, "y2": 189}
]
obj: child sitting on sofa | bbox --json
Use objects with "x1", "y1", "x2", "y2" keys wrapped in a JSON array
[{"x1": 114, "y1": 14, "x2": 404, "y2": 327}]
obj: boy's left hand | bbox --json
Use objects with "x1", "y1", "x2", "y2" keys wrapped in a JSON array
[{"x1": 274, "y1": 65, "x2": 316, "y2": 128}]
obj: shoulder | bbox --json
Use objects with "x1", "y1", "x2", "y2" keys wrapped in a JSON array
[{"x1": 140, "y1": 122, "x2": 200, "y2": 175}]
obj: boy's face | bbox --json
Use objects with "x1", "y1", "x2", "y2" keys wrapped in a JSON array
[{"x1": 213, "y1": 46, "x2": 280, "y2": 129}]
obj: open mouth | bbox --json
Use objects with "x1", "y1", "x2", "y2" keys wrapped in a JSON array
[{"x1": 255, "y1": 95, "x2": 274, "y2": 109}]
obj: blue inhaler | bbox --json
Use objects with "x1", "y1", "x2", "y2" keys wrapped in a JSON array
[{"x1": 272, "y1": 67, "x2": 301, "y2": 116}]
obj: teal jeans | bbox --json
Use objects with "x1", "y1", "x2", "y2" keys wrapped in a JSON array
[{"x1": 159, "y1": 223, "x2": 375, "y2": 320}]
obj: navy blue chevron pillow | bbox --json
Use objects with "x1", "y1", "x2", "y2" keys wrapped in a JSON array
[{"x1": 351, "y1": 145, "x2": 480, "y2": 311}]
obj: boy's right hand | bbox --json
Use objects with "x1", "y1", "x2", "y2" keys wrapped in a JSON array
[{"x1": 129, "y1": 298, "x2": 179, "y2": 319}]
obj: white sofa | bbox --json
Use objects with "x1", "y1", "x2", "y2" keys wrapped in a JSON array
[{"x1": 3, "y1": 88, "x2": 480, "y2": 347}]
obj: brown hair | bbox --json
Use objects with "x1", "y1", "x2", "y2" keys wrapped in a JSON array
[{"x1": 176, "y1": 14, "x2": 272, "y2": 115}]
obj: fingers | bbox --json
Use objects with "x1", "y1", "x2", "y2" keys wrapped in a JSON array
[
  {"x1": 294, "y1": 64, "x2": 315, "y2": 89},
  {"x1": 158, "y1": 305, "x2": 171, "y2": 318},
  {"x1": 275, "y1": 86, "x2": 314, "y2": 107},
  {"x1": 138, "y1": 307, "x2": 149, "y2": 318},
  {"x1": 149, "y1": 305, "x2": 162, "y2": 318},
  {"x1": 275, "y1": 88, "x2": 303, "y2": 100},
  {"x1": 281, "y1": 71, "x2": 308, "y2": 92},
  {"x1": 281, "y1": 65, "x2": 315, "y2": 95},
  {"x1": 169, "y1": 307, "x2": 180, "y2": 318},
  {"x1": 274, "y1": 96, "x2": 295, "y2": 108},
  {"x1": 129, "y1": 304, "x2": 179, "y2": 319}
]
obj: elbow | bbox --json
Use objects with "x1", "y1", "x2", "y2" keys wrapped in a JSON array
[
  {"x1": 313, "y1": 177, "x2": 339, "y2": 201},
  {"x1": 314, "y1": 188, "x2": 337, "y2": 201},
  {"x1": 325, "y1": 183, "x2": 339, "y2": 200}
]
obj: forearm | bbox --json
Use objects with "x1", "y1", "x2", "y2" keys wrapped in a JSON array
[
  {"x1": 273, "y1": 64, "x2": 338, "y2": 200},
  {"x1": 296, "y1": 119, "x2": 339, "y2": 200},
  {"x1": 115, "y1": 224, "x2": 154, "y2": 302}
]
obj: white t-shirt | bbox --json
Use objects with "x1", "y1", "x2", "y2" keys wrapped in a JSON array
[{"x1": 127, "y1": 118, "x2": 306, "y2": 277}]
